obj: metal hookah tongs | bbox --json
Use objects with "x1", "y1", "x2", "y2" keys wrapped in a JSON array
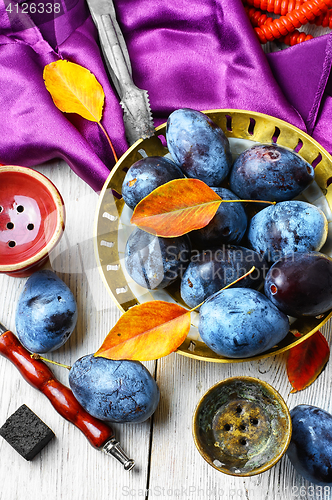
[{"x1": 86, "y1": 0, "x2": 155, "y2": 145}]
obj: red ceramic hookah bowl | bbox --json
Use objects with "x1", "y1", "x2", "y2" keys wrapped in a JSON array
[{"x1": 0, "y1": 166, "x2": 65, "y2": 277}]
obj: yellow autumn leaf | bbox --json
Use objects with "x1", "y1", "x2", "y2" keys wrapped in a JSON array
[
  {"x1": 43, "y1": 60, "x2": 104, "y2": 122},
  {"x1": 94, "y1": 270, "x2": 255, "y2": 362},
  {"x1": 94, "y1": 301, "x2": 191, "y2": 361}
]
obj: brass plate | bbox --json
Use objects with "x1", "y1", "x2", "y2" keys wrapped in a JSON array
[{"x1": 94, "y1": 109, "x2": 332, "y2": 363}]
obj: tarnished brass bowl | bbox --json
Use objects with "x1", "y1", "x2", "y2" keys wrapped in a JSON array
[
  {"x1": 94, "y1": 109, "x2": 332, "y2": 363},
  {"x1": 192, "y1": 377, "x2": 292, "y2": 476}
]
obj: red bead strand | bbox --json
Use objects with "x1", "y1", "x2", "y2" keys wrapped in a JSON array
[
  {"x1": 245, "y1": 5, "x2": 274, "y2": 26},
  {"x1": 282, "y1": 30, "x2": 314, "y2": 42},
  {"x1": 244, "y1": 0, "x2": 332, "y2": 31},
  {"x1": 245, "y1": 5, "x2": 314, "y2": 44},
  {"x1": 255, "y1": 0, "x2": 332, "y2": 42},
  {"x1": 244, "y1": 0, "x2": 304, "y2": 15},
  {"x1": 311, "y1": 8, "x2": 332, "y2": 27}
]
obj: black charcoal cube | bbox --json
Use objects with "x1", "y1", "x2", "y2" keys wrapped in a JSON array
[{"x1": 0, "y1": 404, "x2": 55, "y2": 460}]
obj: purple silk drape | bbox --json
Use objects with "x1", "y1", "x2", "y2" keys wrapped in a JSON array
[{"x1": 0, "y1": 0, "x2": 331, "y2": 192}]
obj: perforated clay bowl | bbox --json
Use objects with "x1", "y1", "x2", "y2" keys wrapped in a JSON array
[
  {"x1": 192, "y1": 376, "x2": 292, "y2": 477},
  {"x1": 94, "y1": 109, "x2": 332, "y2": 363},
  {"x1": 0, "y1": 165, "x2": 65, "y2": 277}
]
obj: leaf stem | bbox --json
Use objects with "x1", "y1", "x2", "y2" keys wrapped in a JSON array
[
  {"x1": 98, "y1": 122, "x2": 118, "y2": 163},
  {"x1": 189, "y1": 266, "x2": 256, "y2": 312},
  {"x1": 220, "y1": 199, "x2": 276, "y2": 205},
  {"x1": 31, "y1": 353, "x2": 71, "y2": 370}
]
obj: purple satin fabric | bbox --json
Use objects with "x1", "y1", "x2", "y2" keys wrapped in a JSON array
[{"x1": 0, "y1": 0, "x2": 331, "y2": 192}]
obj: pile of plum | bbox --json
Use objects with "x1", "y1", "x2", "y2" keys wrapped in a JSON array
[
  {"x1": 122, "y1": 108, "x2": 332, "y2": 359},
  {"x1": 15, "y1": 270, "x2": 160, "y2": 424}
]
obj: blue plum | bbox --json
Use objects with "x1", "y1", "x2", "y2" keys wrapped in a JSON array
[
  {"x1": 122, "y1": 156, "x2": 185, "y2": 210},
  {"x1": 180, "y1": 246, "x2": 268, "y2": 309},
  {"x1": 69, "y1": 354, "x2": 160, "y2": 423},
  {"x1": 125, "y1": 227, "x2": 191, "y2": 289},
  {"x1": 229, "y1": 143, "x2": 314, "y2": 202},
  {"x1": 190, "y1": 187, "x2": 248, "y2": 248},
  {"x1": 166, "y1": 108, "x2": 232, "y2": 186},
  {"x1": 247, "y1": 200, "x2": 328, "y2": 262},
  {"x1": 198, "y1": 288, "x2": 289, "y2": 358},
  {"x1": 15, "y1": 270, "x2": 77, "y2": 353},
  {"x1": 264, "y1": 251, "x2": 332, "y2": 317},
  {"x1": 287, "y1": 405, "x2": 332, "y2": 486}
]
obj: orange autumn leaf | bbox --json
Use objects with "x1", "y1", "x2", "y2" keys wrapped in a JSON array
[
  {"x1": 43, "y1": 60, "x2": 104, "y2": 122},
  {"x1": 94, "y1": 301, "x2": 191, "y2": 361},
  {"x1": 130, "y1": 178, "x2": 222, "y2": 237},
  {"x1": 287, "y1": 330, "x2": 330, "y2": 393}
]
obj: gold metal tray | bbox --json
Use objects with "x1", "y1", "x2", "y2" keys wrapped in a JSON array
[{"x1": 94, "y1": 109, "x2": 332, "y2": 363}]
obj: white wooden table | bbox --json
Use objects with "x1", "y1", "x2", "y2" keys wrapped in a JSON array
[
  {"x1": 1, "y1": 158, "x2": 332, "y2": 500},
  {"x1": 1, "y1": 25, "x2": 332, "y2": 500}
]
